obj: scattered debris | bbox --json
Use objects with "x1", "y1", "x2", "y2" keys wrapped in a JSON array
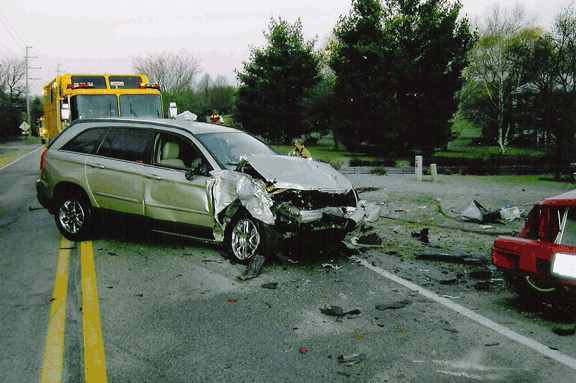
[
  {"x1": 375, "y1": 300, "x2": 411, "y2": 311},
  {"x1": 320, "y1": 305, "x2": 361, "y2": 317},
  {"x1": 443, "y1": 327, "x2": 459, "y2": 334},
  {"x1": 459, "y1": 201, "x2": 501, "y2": 223},
  {"x1": 411, "y1": 228, "x2": 429, "y2": 243},
  {"x1": 322, "y1": 263, "x2": 342, "y2": 270},
  {"x1": 261, "y1": 282, "x2": 278, "y2": 289},
  {"x1": 337, "y1": 353, "x2": 366, "y2": 366},
  {"x1": 356, "y1": 232, "x2": 383, "y2": 246},
  {"x1": 459, "y1": 200, "x2": 522, "y2": 224},
  {"x1": 468, "y1": 269, "x2": 493, "y2": 280},
  {"x1": 299, "y1": 347, "x2": 307, "y2": 354},
  {"x1": 237, "y1": 255, "x2": 266, "y2": 280},
  {"x1": 417, "y1": 251, "x2": 484, "y2": 265}
]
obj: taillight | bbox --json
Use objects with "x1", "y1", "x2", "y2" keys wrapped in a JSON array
[{"x1": 40, "y1": 149, "x2": 48, "y2": 172}]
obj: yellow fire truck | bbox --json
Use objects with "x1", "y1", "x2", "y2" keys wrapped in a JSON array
[
  {"x1": 42, "y1": 74, "x2": 163, "y2": 142},
  {"x1": 38, "y1": 116, "x2": 47, "y2": 144}
]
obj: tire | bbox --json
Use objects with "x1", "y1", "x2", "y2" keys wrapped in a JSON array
[
  {"x1": 227, "y1": 214, "x2": 271, "y2": 264},
  {"x1": 54, "y1": 191, "x2": 93, "y2": 242}
]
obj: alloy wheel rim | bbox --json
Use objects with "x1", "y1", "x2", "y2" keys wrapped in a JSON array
[
  {"x1": 231, "y1": 218, "x2": 260, "y2": 260},
  {"x1": 59, "y1": 199, "x2": 85, "y2": 234}
]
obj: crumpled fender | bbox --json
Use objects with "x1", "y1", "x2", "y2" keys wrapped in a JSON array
[{"x1": 208, "y1": 170, "x2": 275, "y2": 241}]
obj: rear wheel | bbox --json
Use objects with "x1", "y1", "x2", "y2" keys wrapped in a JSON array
[{"x1": 54, "y1": 191, "x2": 93, "y2": 242}]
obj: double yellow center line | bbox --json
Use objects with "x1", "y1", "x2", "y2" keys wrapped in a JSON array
[{"x1": 41, "y1": 239, "x2": 108, "y2": 382}]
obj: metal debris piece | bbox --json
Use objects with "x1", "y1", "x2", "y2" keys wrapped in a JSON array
[
  {"x1": 322, "y1": 263, "x2": 342, "y2": 270},
  {"x1": 411, "y1": 228, "x2": 429, "y2": 243},
  {"x1": 237, "y1": 255, "x2": 266, "y2": 280},
  {"x1": 261, "y1": 282, "x2": 278, "y2": 289},
  {"x1": 375, "y1": 300, "x2": 411, "y2": 311},
  {"x1": 418, "y1": 251, "x2": 484, "y2": 265},
  {"x1": 320, "y1": 305, "x2": 361, "y2": 317},
  {"x1": 337, "y1": 353, "x2": 366, "y2": 366}
]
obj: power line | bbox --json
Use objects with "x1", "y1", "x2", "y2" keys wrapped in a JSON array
[{"x1": 0, "y1": 9, "x2": 27, "y2": 47}]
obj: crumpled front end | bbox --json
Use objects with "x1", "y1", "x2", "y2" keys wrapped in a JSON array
[{"x1": 207, "y1": 157, "x2": 366, "y2": 243}]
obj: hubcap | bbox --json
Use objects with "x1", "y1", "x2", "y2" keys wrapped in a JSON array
[
  {"x1": 59, "y1": 199, "x2": 85, "y2": 234},
  {"x1": 231, "y1": 218, "x2": 260, "y2": 261}
]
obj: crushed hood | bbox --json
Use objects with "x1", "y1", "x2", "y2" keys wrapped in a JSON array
[{"x1": 240, "y1": 154, "x2": 353, "y2": 192}]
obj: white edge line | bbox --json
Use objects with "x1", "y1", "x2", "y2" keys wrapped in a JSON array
[
  {"x1": 353, "y1": 256, "x2": 576, "y2": 371},
  {"x1": 0, "y1": 146, "x2": 43, "y2": 171}
]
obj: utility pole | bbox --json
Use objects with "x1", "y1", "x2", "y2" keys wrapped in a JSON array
[{"x1": 25, "y1": 46, "x2": 41, "y2": 126}]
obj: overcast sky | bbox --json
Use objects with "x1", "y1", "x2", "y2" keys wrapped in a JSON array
[{"x1": 0, "y1": 0, "x2": 572, "y2": 96}]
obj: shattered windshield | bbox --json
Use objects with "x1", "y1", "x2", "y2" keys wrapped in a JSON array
[
  {"x1": 119, "y1": 94, "x2": 162, "y2": 118},
  {"x1": 195, "y1": 132, "x2": 277, "y2": 169},
  {"x1": 70, "y1": 95, "x2": 119, "y2": 120}
]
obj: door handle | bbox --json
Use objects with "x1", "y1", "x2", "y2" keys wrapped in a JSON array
[
  {"x1": 145, "y1": 174, "x2": 162, "y2": 180},
  {"x1": 88, "y1": 163, "x2": 105, "y2": 169}
]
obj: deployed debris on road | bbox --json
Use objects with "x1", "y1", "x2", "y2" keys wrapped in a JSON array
[
  {"x1": 337, "y1": 353, "x2": 366, "y2": 366},
  {"x1": 459, "y1": 200, "x2": 522, "y2": 224},
  {"x1": 375, "y1": 300, "x2": 411, "y2": 311},
  {"x1": 261, "y1": 282, "x2": 278, "y2": 289},
  {"x1": 320, "y1": 305, "x2": 361, "y2": 317},
  {"x1": 418, "y1": 250, "x2": 485, "y2": 265},
  {"x1": 237, "y1": 254, "x2": 266, "y2": 280},
  {"x1": 411, "y1": 228, "x2": 429, "y2": 243},
  {"x1": 459, "y1": 200, "x2": 501, "y2": 223}
]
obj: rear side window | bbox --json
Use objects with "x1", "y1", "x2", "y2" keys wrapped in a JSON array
[
  {"x1": 61, "y1": 128, "x2": 108, "y2": 154},
  {"x1": 97, "y1": 128, "x2": 154, "y2": 163}
]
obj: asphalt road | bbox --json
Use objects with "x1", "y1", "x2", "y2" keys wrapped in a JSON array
[{"x1": 2, "y1": 144, "x2": 576, "y2": 382}]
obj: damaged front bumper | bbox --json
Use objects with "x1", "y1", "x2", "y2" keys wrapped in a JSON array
[{"x1": 207, "y1": 169, "x2": 366, "y2": 242}]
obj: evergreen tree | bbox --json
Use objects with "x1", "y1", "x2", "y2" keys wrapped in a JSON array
[
  {"x1": 330, "y1": 0, "x2": 474, "y2": 155},
  {"x1": 236, "y1": 17, "x2": 321, "y2": 144}
]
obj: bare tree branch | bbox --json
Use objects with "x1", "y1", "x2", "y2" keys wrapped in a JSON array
[{"x1": 130, "y1": 48, "x2": 202, "y2": 93}]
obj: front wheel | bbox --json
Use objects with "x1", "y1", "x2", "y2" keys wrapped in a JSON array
[
  {"x1": 228, "y1": 216, "x2": 264, "y2": 264},
  {"x1": 54, "y1": 191, "x2": 93, "y2": 242}
]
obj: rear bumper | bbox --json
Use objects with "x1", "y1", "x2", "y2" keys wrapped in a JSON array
[{"x1": 36, "y1": 179, "x2": 53, "y2": 213}]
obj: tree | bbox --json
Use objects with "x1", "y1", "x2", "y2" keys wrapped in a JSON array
[
  {"x1": 301, "y1": 75, "x2": 339, "y2": 148},
  {"x1": 548, "y1": 5, "x2": 576, "y2": 178},
  {"x1": 236, "y1": 17, "x2": 321, "y2": 144},
  {"x1": 0, "y1": 57, "x2": 26, "y2": 141},
  {"x1": 131, "y1": 49, "x2": 202, "y2": 94},
  {"x1": 329, "y1": 0, "x2": 392, "y2": 153},
  {"x1": 209, "y1": 75, "x2": 236, "y2": 116},
  {"x1": 197, "y1": 74, "x2": 213, "y2": 118},
  {"x1": 460, "y1": 3, "x2": 536, "y2": 154},
  {"x1": 330, "y1": 0, "x2": 474, "y2": 155}
]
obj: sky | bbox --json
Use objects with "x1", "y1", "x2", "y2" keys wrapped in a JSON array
[{"x1": 0, "y1": 0, "x2": 572, "y2": 97}]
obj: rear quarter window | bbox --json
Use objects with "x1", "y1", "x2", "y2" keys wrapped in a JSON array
[{"x1": 60, "y1": 128, "x2": 108, "y2": 154}]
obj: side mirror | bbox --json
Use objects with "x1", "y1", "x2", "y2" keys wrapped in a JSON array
[
  {"x1": 185, "y1": 169, "x2": 196, "y2": 181},
  {"x1": 61, "y1": 103, "x2": 70, "y2": 120},
  {"x1": 168, "y1": 102, "x2": 178, "y2": 119},
  {"x1": 185, "y1": 162, "x2": 207, "y2": 181}
]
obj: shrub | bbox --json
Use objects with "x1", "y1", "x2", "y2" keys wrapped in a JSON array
[
  {"x1": 316, "y1": 157, "x2": 343, "y2": 170},
  {"x1": 370, "y1": 167, "x2": 387, "y2": 175}
]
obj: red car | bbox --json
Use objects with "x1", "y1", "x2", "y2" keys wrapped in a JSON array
[{"x1": 492, "y1": 190, "x2": 576, "y2": 305}]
